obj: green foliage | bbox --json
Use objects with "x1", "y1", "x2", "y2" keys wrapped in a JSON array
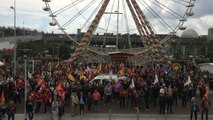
[
  {"x1": 173, "y1": 49, "x2": 182, "y2": 59},
  {"x1": 118, "y1": 39, "x2": 129, "y2": 49},
  {"x1": 202, "y1": 40, "x2": 213, "y2": 61}
]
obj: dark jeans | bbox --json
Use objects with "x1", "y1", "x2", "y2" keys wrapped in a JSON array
[
  {"x1": 79, "y1": 104, "x2": 84, "y2": 115},
  {"x1": 7, "y1": 113, "x2": 15, "y2": 120},
  {"x1": 27, "y1": 111, "x2": 34, "y2": 120},
  {"x1": 120, "y1": 96, "x2": 125, "y2": 107},
  {"x1": 14, "y1": 93, "x2": 21, "y2": 104},
  {"x1": 35, "y1": 102, "x2": 41, "y2": 113},
  {"x1": 87, "y1": 103, "x2": 92, "y2": 111},
  {"x1": 201, "y1": 109, "x2": 209, "y2": 120},
  {"x1": 182, "y1": 97, "x2": 187, "y2": 107},
  {"x1": 58, "y1": 107, "x2": 63, "y2": 118},
  {"x1": 190, "y1": 110, "x2": 197, "y2": 120},
  {"x1": 105, "y1": 95, "x2": 111, "y2": 104}
]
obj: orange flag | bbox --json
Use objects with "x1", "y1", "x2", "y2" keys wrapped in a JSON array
[
  {"x1": 56, "y1": 82, "x2": 63, "y2": 91},
  {"x1": 119, "y1": 62, "x2": 125, "y2": 75},
  {"x1": 204, "y1": 91, "x2": 208, "y2": 98},
  {"x1": 98, "y1": 63, "x2": 102, "y2": 73},
  {"x1": 1, "y1": 90, "x2": 5, "y2": 105},
  {"x1": 37, "y1": 75, "x2": 45, "y2": 87}
]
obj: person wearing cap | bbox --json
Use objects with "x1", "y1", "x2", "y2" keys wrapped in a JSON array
[
  {"x1": 201, "y1": 95, "x2": 211, "y2": 120},
  {"x1": 190, "y1": 97, "x2": 199, "y2": 120}
]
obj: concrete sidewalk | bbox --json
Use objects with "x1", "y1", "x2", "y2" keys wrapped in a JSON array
[{"x1": 2, "y1": 114, "x2": 213, "y2": 120}]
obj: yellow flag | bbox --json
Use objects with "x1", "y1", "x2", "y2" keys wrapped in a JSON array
[{"x1": 68, "y1": 73, "x2": 75, "y2": 81}]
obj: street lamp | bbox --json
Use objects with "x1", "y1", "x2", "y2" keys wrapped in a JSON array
[
  {"x1": 22, "y1": 49, "x2": 31, "y2": 120},
  {"x1": 10, "y1": 0, "x2": 17, "y2": 78},
  {"x1": 23, "y1": 54, "x2": 27, "y2": 120}
]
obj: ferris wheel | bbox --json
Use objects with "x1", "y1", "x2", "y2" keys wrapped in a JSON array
[{"x1": 42, "y1": 0, "x2": 196, "y2": 64}]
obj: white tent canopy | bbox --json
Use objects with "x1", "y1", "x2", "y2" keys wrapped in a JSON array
[
  {"x1": 0, "y1": 61, "x2": 4, "y2": 66},
  {"x1": 199, "y1": 63, "x2": 213, "y2": 78}
]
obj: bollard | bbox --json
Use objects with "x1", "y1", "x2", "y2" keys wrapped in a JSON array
[
  {"x1": 165, "y1": 105, "x2": 167, "y2": 120},
  {"x1": 137, "y1": 108, "x2": 139, "y2": 120},
  {"x1": 109, "y1": 109, "x2": 111, "y2": 120},
  {"x1": 80, "y1": 110, "x2": 83, "y2": 120}
]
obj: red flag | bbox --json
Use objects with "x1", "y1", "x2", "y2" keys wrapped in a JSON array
[{"x1": 58, "y1": 91, "x2": 66, "y2": 100}]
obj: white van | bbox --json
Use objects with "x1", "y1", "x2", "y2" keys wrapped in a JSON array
[{"x1": 89, "y1": 74, "x2": 127, "y2": 85}]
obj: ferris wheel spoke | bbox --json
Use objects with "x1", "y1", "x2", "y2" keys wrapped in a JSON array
[
  {"x1": 169, "y1": 0, "x2": 189, "y2": 6},
  {"x1": 51, "y1": 0, "x2": 84, "y2": 16},
  {"x1": 153, "y1": 0, "x2": 186, "y2": 19},
  {"x1": 138, "y1": 0, "x2": 174, "y2": 33},
  {"x1": 61, "y1": 0, "x2": 99, "y2": 29}
]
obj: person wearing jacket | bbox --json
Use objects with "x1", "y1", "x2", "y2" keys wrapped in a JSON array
[
  {"x1": 6, "y1": 101, "x2": 16, "y2": 120},
  {"x1": 78, "y1": 91, "x2": 86, "y2": 115},
  {"x1": 26, "y1": 96, "x2": 35, "y2": 120},
  {"x1": 71, "y1": 92, "x2": 79, "y2": 117},
  {"x1": 201, "y1": 96, "x2": 211, "y2": 120},
  {"x1": 190, "y1": 97, "x2": 199, "y2": 120},
  {"x1": 104, "y1": 83, "x2": 112, "y2": 105}
]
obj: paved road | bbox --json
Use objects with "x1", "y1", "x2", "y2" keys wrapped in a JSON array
[{"x1": 2, "y1": 114, "x2": 213, "y2": 120}]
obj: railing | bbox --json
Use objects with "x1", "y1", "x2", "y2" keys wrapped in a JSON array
[
  {"x1": 0, "y1": 34, "x2": 42, "y2": 42},
  {"x1": 87, "y1": 46, "x2": 146, "y2": 54}
]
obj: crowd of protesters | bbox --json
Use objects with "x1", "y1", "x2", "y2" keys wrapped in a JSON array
[{"x1": 0, "y1": 60, "x2": 211, "y2": 120}]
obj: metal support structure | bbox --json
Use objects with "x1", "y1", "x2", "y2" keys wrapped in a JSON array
[
  {"x1": 165, "y1": 105, "x2": 167, "y2": 120},
  {"x1": 130, "y1": 0, "x2": 171, "y2": 64},
  {"x1": 116, "y1": 0, "x2": 120, "y2": 51}
]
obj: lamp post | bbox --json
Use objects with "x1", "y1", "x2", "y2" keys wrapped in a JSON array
[
  {"x1": 10, "y1": 0, "x2": 17, "y2": 77},
  {"x1": 24, "y1": 55, "x2": 27, "y2": 120}
]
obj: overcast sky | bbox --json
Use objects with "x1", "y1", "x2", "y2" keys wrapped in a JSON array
[{"x1": 0, "y1": 0, "x2": 213, "y2": 36}]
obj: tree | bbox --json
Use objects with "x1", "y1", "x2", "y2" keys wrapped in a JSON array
[{"x1": 202, "y1": 40, "x2": 213, "y2": 62}]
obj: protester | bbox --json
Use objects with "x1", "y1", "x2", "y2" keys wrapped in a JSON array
[
  {"x1": 92, "y1": 90, "x2": 101, "y2": 111},
  {"x1": 79, "y1": 91, "x2": 86, "y2": 115},
  {"x1": 51, "y1": 98, "x2": 58, "y2": 120},
  {"x1": 104, "y1": 83, "x2": 112, "y2": 105},
  {"x1": 6, "y1": 101, "x2": 16, "y2": 120},
  {"x1": 190, "y1": 97, "x2": 199, "y2": 120},
  {"x1": 201, "y1": 95, "x2": 211, "y2": 120},
  {"x1": 71, "y1": 92, "x2": 79, "y2": 117},
  {"x1": 26, "y1": 96, "x2": 35, "y2": 120}
]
